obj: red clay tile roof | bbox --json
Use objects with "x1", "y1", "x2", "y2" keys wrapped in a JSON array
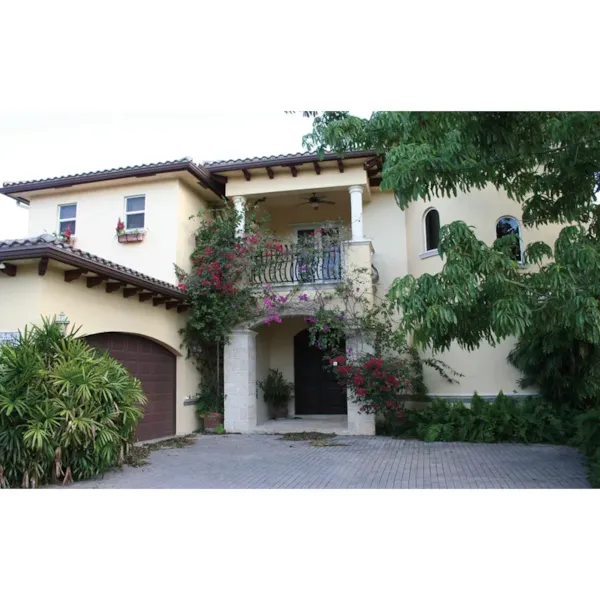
[
  {"x1": 0, "y1": 158, "x2": 224, "y2": 198},
  {"x1": 0, "y1": 234, "x2": 185, "y2": 299},
  {"x1": 202, "y1": 150, "x2": 377, "y2": 171}
]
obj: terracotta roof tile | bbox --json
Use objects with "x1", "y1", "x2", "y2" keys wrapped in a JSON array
[
  {"x1": 2, "y1": 158, "x2": 196, "y2": 188},
  {"x1": 202, "y1": 150, "x2": 377, "y2": 171},
  {"x1": 0, "y1": 234, "x2": 183, "y2": 295}
]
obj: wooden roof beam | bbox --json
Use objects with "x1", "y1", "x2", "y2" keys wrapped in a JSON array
[
  {"x1": 87, "y1": 276, "x2": 108, "y2": 288},
  {"x1": 38, "y1": 257, "x2": 49, "y2": 276},
  {"x1": 242, "y1": 169, "x2": 252, "y2": 181},
  {"x1": 313, "y1": 161, "x2": 321, "y2": 175},
  {"x1": 0, "y1": 262, "x2": 17, "y2": 277},
  {"x1": 123, "y1": 287, "x2": 142, "y2": 298},
  {"x1": 364, "y1": 156, "x2": 382, "y2": 171},
  {"x1": 106, "y1": 282, "x2": 126, "y2": 293},
  {"x1": 266, "y1": 166, "x2": 274, "y2": 179},
  {"x1": 139, "y1": 292, "x2": 157, "y2": 302},
  {"x1": 290, "y1": 165, "x2": 298, "y2": 177},
  {"x1": 337, "y1": 159, "x2": 344, "y2": 173},
  {"x1": 64, "y1": 268, "x2": 88, "y2": 282},
  {"x1": 152, "y1": 297, "x2": 167, "y2": 307}
]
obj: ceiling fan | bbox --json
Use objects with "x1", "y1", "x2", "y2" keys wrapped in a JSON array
[{"x1": 297, "y1": 193, "x2": 335, "y2": 210}]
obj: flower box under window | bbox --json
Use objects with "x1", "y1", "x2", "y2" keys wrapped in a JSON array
[{"x1": 117, "y1": 229, "x2": 146, "y2": 243}]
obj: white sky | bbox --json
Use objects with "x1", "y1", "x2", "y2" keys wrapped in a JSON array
[{"x1": 0, "y1": 112, "x2": 318, "y2": 239}]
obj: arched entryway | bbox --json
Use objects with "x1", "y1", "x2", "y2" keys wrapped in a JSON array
[
  {"x1": 84, "y1": 332, "x2": 176, "y2": 442},
  {"x1": 293, "y1": 328, "x2": 347, "y2": 415}
]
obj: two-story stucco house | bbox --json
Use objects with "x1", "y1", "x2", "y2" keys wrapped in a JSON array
[{"x1": 0, "y1": 153, "x2": 562, "y2": 441}]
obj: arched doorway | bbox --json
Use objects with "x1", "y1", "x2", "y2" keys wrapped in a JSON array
[
  {"x1": 293, "y1": 328, "x2": 347, "y2": 415},
  {"x1": 85, "y1": 332, "x2": 176, "y2": 441}
]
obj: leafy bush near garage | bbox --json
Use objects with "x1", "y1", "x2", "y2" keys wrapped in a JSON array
[
  {"x1": 0, "y1": 318, "x2": 145, "y2": 488},
  {"x1": 385, "y1": 393, "x2": 578, "y2": 445}
]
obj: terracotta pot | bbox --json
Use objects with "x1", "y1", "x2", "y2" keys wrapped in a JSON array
[
  {"x1": 271, "y1": 404, "x2": 289, "y2": 419},
  {"x1": 204, "y1": 412, "x2": 223, "y2": 430}
]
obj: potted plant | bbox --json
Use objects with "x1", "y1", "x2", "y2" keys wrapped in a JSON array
[
  {"x1": 196, "y1": 384, "x2": 225, "y2": 431},
  {"x1": 54, "y1": 226, "x2": 75, "y2": 246},
  {"x1": 259, "y1": 369, "x2": 294, "y2": 419},
  {"x1": 116, "y1": 218, "x2": 146, "y2": 243}
]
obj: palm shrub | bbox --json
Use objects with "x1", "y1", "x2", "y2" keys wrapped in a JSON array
[{"x1": 0, "y1": 318, "x2": 145, "y2": 488}]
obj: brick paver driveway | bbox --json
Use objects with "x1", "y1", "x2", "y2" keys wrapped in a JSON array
[{"x1": 72, "y1": 434, "x2": 590, "y2": 489}]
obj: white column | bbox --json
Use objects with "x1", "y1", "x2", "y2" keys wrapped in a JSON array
[
  {"x1": 346, "y1": 334, "x2": 376, "y2": 435},
  {"x1": 348, "y1": 185, "x2": 364, "y2": 241},
  {"x1": 224, "y1": 329, "x2": 257, "y2": 433},
  {"x1": 232, "y1": 195, "x2": 246, "y2": 238}
]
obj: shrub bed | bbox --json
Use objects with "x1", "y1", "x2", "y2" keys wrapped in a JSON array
[{"x1": 0, "y1": 319, "x2": 145, "y2": 488}]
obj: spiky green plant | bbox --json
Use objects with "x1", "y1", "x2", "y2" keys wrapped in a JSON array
[{"x1": 0, "y1": 318, "x2": 145, "y2": 488}]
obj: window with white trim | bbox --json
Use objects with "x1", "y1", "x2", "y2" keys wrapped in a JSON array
[
  {"x1": 58, "y1": 203, "x2": 77, "y2": 235},
  {"x1": 496, "y1": 216, "x2": 523, "y2": 263},
  {"x1": 125, "y1": 195, "x2": 145, "y2": 229},
  {"x1": 424, "y1": 208, "x2": 440, "y2": 251}
]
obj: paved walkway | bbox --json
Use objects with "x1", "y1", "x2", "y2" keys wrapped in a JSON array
[{"x1": 71, "y1": 435, "x2": 590, "y2": 489}]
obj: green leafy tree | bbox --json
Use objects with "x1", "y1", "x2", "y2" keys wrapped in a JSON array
[{"x1": 302, "y1": 112, "x2": 600, "y2": 408}]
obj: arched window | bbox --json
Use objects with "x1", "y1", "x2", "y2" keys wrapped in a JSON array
[
  {"x1": 496, "y1": 216, "x2": 523, "y2": 263},
  {"x1": 424, "y1": 208, "x2": 440, "y2": 252}
]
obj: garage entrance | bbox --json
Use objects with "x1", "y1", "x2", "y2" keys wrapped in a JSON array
[{"x1": 85, "y1": 332, "x2": 176, "y2": 441}]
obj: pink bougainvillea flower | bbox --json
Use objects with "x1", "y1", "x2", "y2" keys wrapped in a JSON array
[{"x1": 298, "y1": 293, "x2": 309, "y2": 302}]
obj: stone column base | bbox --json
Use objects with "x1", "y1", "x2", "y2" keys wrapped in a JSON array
[{"x1": 224, "y1": 329, "x2": 257, "y2": 433}]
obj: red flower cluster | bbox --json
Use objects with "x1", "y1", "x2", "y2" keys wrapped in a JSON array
[{"x1": 330, "y1": 354, "x2": 412, "y2": 415}]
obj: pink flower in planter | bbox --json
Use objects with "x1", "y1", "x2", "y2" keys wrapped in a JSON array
[{"x1": 298, "y1": 293, "x2": 309, "y2": 302}]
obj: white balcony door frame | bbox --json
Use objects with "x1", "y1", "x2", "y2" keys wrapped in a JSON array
[{"x1": 291, "y1": 222, "x2": 343, "y2": 283}]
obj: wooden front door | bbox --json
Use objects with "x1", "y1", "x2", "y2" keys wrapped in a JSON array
[{"x1": 294, "y1": 328, "x2": 347, "y2": 415}]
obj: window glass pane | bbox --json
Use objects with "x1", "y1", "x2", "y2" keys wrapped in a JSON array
[
  {"x1": 60, "y1": 220, "x2": 76, "y2": 235},
  {"x1": 126, "y1": 196, "x2": 145, "y2": 213},
  {"x1": 59, "y1": 204, "x2": 77, "y2": 220},
  {"x1": 496, "y1": 217, "x2": 522, "y2": 262},
  {"x1": 126, "y1": 213, "x2": 145, "y2": 229},
  {"x1": 425, "y1": 210, "x2": 440, "y2": 250}
]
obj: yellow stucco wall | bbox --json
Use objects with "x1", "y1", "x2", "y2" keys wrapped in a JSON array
[
  {"x1": 26, "y1": 177, "x2": 207, "y2": 286},
  {"x1": 0, "y1": 265, "x2": 200, "y2": 435},
  {"x1": 225, "y1": 164, "x2": 368, "y2": 197},
  {"x1": 258, "y1": 198, "x2": 352, "y2": 241},
  {"x1": 176, "y1": 181, "x2": 208, "y2": 273}
]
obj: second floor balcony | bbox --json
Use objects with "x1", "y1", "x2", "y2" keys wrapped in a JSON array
[{"x1": 251, "y1": 243, "x2": 342, "y2": 286}]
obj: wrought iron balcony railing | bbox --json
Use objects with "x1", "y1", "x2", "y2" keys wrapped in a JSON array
[{"x1": 251, "y1": 244, "x2": 342, "y2": 285}]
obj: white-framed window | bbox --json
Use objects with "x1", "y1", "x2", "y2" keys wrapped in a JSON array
[
  {"x1": 125, "y1": 195, "x2": 146, "y2": 229},
  {"x1": 496, "y1": 215, "x2": 524, "y2": 263},
  {"x1": 57, "y1": 203, "x2": 77, "y2": 235},
  {"x1": 423, "y1": 207, "x2": 440, "y2": 253}
]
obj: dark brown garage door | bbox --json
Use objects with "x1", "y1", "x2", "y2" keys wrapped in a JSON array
[{"x1": 85, "y1": 333, "x2": 176, "y2": 442}]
